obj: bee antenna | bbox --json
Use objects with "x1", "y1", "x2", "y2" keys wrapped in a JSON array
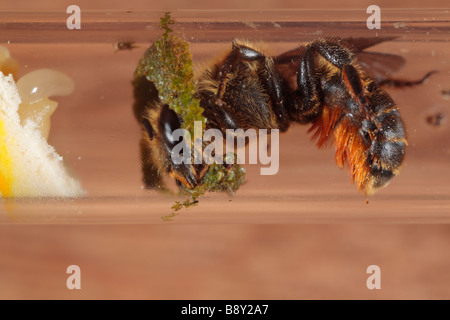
[{"x1": 142, "y1": 118, "x2": 154, "y2": 141}]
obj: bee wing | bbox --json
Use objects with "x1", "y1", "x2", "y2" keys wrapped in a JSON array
[
  {"x1": 355, "y1": 51, "x2": 406, "y2": 80},
  {"x1": 339, "y1": 37, "x2": 406, "y2": 78},
  {"x1": 273, "y1": 37, "x2": 406, "y2": 89},
  {"x1": 343, "y1": 36, "x2": 396, "y2": 51}
]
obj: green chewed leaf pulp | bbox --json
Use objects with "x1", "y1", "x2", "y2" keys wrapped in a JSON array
[
  {"x1": 134, "y1": 12, "x2": 206, "y2": 137},
  {"x1": 135, "y1": 12, "x2": 246, "y2": 219}
]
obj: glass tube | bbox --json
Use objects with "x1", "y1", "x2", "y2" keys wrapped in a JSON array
[{"x1": 0, "y1": 9, "x2": 449, "y2": 223}]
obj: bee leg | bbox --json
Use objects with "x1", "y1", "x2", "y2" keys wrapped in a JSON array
[
  {"x1": 299, "y1": 39, "x2": 373, "y2": 110},
  {"x1": 213, "y1": 41, "x2": 289, "y2": 130},
  {"x1": 341, "y1": 64, "x2": 367, "y2": 105},
  {"x1": 264, "y1": 59, "x2": 290, "y2": 131},
  {"x1": 294, "y1": 39, "x2": 355, "y2": 123},
  {"x1": 216, "y1": 41, "x2": 267, "y2": 98}
]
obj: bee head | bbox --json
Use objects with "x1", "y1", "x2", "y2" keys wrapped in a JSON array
[{"x1": 142, "y1": 104, "x2": 197, "y2": 188}]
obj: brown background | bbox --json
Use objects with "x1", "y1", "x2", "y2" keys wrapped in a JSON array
[
  {"x1": 0, "y1": 0, "x2": 448, "y2": 10},
  {"x1": 0, "y1": 0, "x2": 449, "y2": 299}
]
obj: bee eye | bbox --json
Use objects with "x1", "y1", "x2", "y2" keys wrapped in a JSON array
[{"x1": 158, "y1": 104, "x2": 182, "y2": 148}]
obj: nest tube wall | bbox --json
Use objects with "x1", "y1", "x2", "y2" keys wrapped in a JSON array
[{"x1": 0, "y1": 9, "x2": 448, "y2": 223}]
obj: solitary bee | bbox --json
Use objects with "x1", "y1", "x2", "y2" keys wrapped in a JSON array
[{"x1": 134, "y1": 35, "x2": 433, "y2": 195}]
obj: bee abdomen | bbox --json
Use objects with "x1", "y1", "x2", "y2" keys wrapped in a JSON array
[
  {"x1": 311, "y1": 79, "x2": 408, "y2": 195},
  {"x1": 364, "y1": 106, "x2": 407, "y2": 192}
]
